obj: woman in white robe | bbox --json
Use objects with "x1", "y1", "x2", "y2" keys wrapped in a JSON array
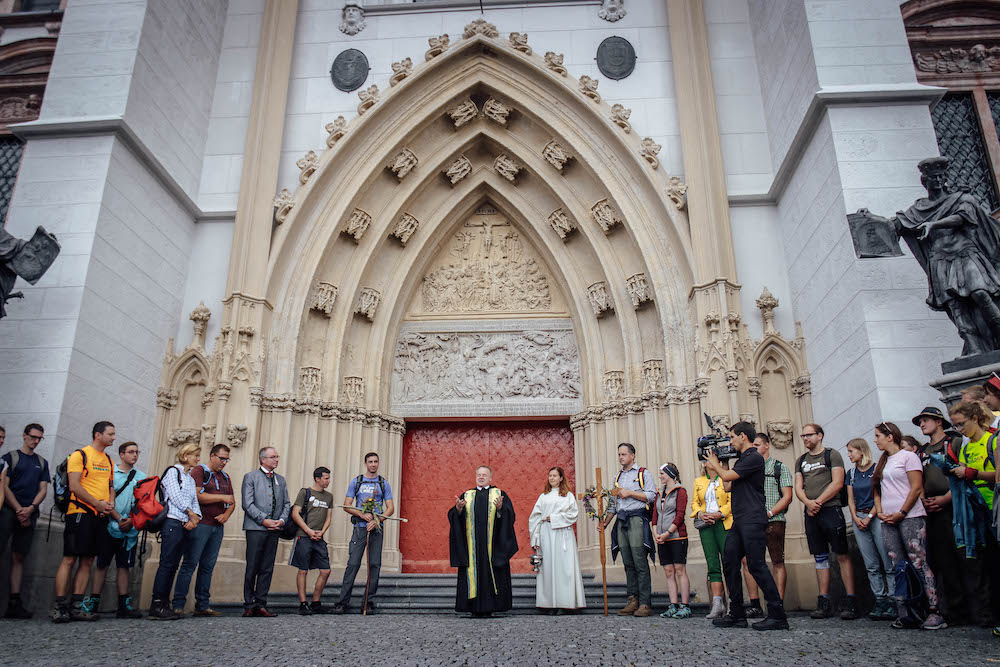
[{"x1": 529, "y1": 467, "x2": 587, "y2": 614}]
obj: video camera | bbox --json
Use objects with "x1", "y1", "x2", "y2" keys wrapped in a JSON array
[{"x1": 696, "y1": 413, "x2": 739, "y2": 462}]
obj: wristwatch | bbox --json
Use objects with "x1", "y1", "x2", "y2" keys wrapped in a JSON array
[{"x1": 867, "y1": 512, "x2": 874, "y2": 519}]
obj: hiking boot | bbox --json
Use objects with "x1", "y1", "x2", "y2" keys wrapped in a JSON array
[
  {"x1": 5, "y1": 598, "x2": 32, "y2": 619},
  {"x1": 712, "y1": 613, "x2": 748, "y2": 628},
  {"x1": 116, "y1": 596, "x2": 142, "y2": 619},
  {"x1": 331, "y1": 603, "x2": 347, "y2": 615},
  {"x1": 809, "y1": 596, "x2": 832, "y2": 619},
  {"x1": 673, "y1": 604, "x2": 692, "y2": 619},
  {"x1": 50, "y1": 600, "x2": 71, "y2": 624},
  {"x1": 840, "y1": 596, "x2": 857, "y2": 620},
  {"x1": 922, "y1": 612, "x2": 948, "y2": 631},
  {"x1": 193, "y1": 608, "x2": 222, "y2": 617},
  {"x1": 745, "y1": 602, "x2": 764, "y2": 618},
  {"x1": 752, "y1": 616, "x2": 790, "y2": 631},
  {"x1": 310, "y1": 601, "x2": 328, "y2": 615},
  {"x1": 634, "y1": 604, "x2": 653, "y2": 617},
  {"x1": 363, "y1": 601, "x2": 378, "y2": 615},
  {"x1": 705, "y1": 597, "x2": 726, "y2": 619},
  {"x1": 299, "y1": 602, "x2": 313, "y2": 615},
  {"x1": 147, "y1": 600, "x2": 180, "y2": 621},
  {"x1": 70, "y1": 598, "x2": 98, "y2": 622},
  {"x1": 172, "y1": 608, "x2": 185, "y2": 618},
  {"x1": 659, "y1": 603, "x2": 678, "y2": 618},
  {"x1": 617, "y1": 596, "x2": 639, "y2": 616},
  {"x1": 879, "y1": 598, "x2": 899, "y2": 621},
  {"x1": 867, "y1": 596, "x2": 885, "y2": 620}
]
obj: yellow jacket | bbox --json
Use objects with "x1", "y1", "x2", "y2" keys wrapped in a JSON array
[{"x1": 690, "y1": 474, "x2": 733, "y2": 530}]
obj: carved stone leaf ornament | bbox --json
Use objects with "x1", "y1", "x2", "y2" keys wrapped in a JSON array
[
  {"x1": 226, "y1": 424, "x2": 248, "y2": 448},
  {"x1": 300, "y1": 367, "x2": 321, "y2": 398},
  {"x1": 642, "y1": 359, "x2": 664, "y2": 393},
  {"x1": 357, "y1": 84, "x2": 379, "y2": 115},
  {"x1": 610, "y1": 104, "x2": 631, "y2": 133},
  {"x1": 393, "y1": 213, "x2": 420, "y2": 245},
  {"x1": 444, "y1": 155, "x2": 472, "y2": 185},
  {"x1": 767, "y1": 418, "x2": 794, "y2": 449},
  {"x1": 482, "y1": 97, "x2": 511, "y2": 126},
  {"x1": 448, "y1": 98, "x2": 478, "y2": 128},
  {"x1": 387, "y1": 147, "x2": 418, "y2": 180},
  {"x1": 463, "y1": 19, "x2": 498, "y2": 39},
  {"x1": 604, "y1": 370, "x2": 625, "y2": 401},
  {"x1": 588, "y1": 281, "x2": 613, "y2": 317},
  {"x1": 548, "y1": 208, "x2": 575, "y2": 239},
  {"x1": 310, "y1": 281, "x2": 338, "y2": 316},
  {"x1": 297, "y1": 150, "x2": 318, "y2": 184},
  {"x1": 426, "y1": 34, "x2": 450, "y2": 60},
  {"x1": 167, "y1": 428, "x2": 201, "y2": 448},
  {"x1": 591, "y1": 198, "x2": 622, "y2": 233},
  {"x1": 273, "y1": 188, "x2": 293, "y2": 224},
  {"x1": 639, "y1": 137, "x2": 661, "y2": 169},
  {"x1": 325, "y1": 116, "x2": 347, "y2": 147},
  {"x1": 344, "y1": 376, "x2": 364, "y2": 404},
  {"x1": 493, "y1": 154, "x2": 521, "y2": 182},
  {"x1": 542, "y1": 139, "x2": 572, "y2": 171},
  {"x1": 544, "y1": 52, "x2": 567, "y2": 76},
  {"x1": 756, "y1": 287, "x2": 779, "y2": 336},
  {"x1": 665, "y1": 176, "x2": 687, "y2": 209},
  {"x1": 579, "y1": 76, "x2": 601, "y2": 103},
  {"x1": 390, "y1": 57, "x2": 413, "y2": 86},
  {"x1": 626, "y1": 273, "x2": 652, "y2": 308},
  {"x1": 509, "y1": 32, "x2": 531, "y2": 55},
  {"x1": 356, "y1": 287, "x2": 381, "y2": 321},
  {"x1": 344, "y1": 208, "x2": 372, "y2": 242}
]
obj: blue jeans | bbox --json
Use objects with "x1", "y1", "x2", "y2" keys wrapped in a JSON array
[
  {"x1": 854, "y1": 512, "x2": 891, "y2": 597},
  {"x1": 171, "y1": 523, "x2": 224, "y2": 611},
  {"x1": 152, "y1": 519, "x2": 189, "y2": 601}
]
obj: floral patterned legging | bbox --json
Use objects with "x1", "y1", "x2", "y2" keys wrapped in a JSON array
[{"x1": 881, "y1": 516, "x2": 939, "y2": 610}]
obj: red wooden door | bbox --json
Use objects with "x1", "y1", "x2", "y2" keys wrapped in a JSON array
[{"x1": 399, "y1": 421, "x2": 575, "y2": 573}]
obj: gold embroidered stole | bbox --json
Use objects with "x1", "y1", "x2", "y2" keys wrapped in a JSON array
[{"x1": 463, "y1": 487, "x2": 501, "y2": 598}]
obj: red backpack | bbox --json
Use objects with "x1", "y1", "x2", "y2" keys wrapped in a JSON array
[{"x1": 130, "y1": 467, "x2": 179, "y2": 533}]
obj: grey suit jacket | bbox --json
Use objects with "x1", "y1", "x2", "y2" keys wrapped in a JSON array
[{"x1": 241, "y1": 468, "x2": 291, "y2": 531}]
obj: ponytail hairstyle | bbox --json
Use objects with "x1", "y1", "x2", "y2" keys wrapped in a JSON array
[
  {"x1": 950, "y1": 399, "x2": 992, "y2": 429},
  {"x1": 872, "y1": 421, "x2": 902, "y2": 494},
  {"x1": 660, "y1": 462, "x2": 680, "y2": 495}
]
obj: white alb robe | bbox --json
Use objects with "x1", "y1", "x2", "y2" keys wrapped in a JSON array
[{"x1": 528, "y1": 489, "x2": 587, "y2": 609}]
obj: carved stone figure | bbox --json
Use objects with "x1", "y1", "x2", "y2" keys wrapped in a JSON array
[
  {"x1": 344, "y1": 376, "x2": 364, "y2": 404},
  {"x1": 544, "y1": 52, "x2": 567, "y2": 76},
  {"x1": 604, "y1": 370, "x2": 625, "y2": 401},
  {"x1": 357, "y1": 84, "x2": 379, "y2": 115},
  {"x1": 390, "y1": 57, "x2": 413, "y2": 86},
  {"x1": 712, "y1": 414, "x2": 732, "y2": 433},
  {"x1": 167, "y1": 428, "x2": 201, "y2": 448},
  {"x1": 273, "y1": 188, "x2": 293, "y2": 224},
  {"x1": 482, "y1": 97, "x2": 510, "y2": 126},
  {"x1": 444, "y1": 155, "x2": 472, "y2": 185},
  {"x1": 325, "y1": 116, "x2": 347, "y2": 146},
  {"x1": 610, "y1": 104, "x2": 632, "y2": 133},
  {"x1": 420, "y1": 220, "x2": 552, "y2": 313},
  {"x1": 0, "y1": 226, "x2": 60, "y2": 319},
  {"x1": 297, "y1": 150, "x2": 318, "y2": 184},
  {"x1": 426, "y1": 34, "x2": 450, "y2": 61},
  {"x1": 665, "y1": 176, "x2": 687, "y2": 209},
  {"x1": 579, "y1": 75, "x2": 601, "y2": 103},
  {"x1": 642, "y1": 359, "x2": 664, "y2": 393},
  {"x1": 766, "y1": 418, "x2": 794, "y2": 450},
  {"x1": 340, "y1": 2, "x2": 366, "y2": 36},
  {"x1": 226, "y1": 424, "x2": 248, "y2": 448},
  {"x1": 356, "y1": 287, "x2": 380, "y2": 321},
  {"x1": 639, "y1": 137, "x2": 661, "y2": 169},
  {"x1": 391, "y1": 329, "x2": 582, "y2": 405},
  {"x1": 916, "y1": 43, "x2": 1000, "y2": 74},
  {"x1": 463, "y1": 19, "x2": 498, "y2": 39},
  {"x1": 344, "y1": 208, "x2": 372, "y2": 242},
  {"x1": 300, "y1": 367, "x2": 321, "y2": 398},
  {"x1": 492, "y1": 154, "x2": 520, "y2": 182},
  {"x1": 588, "y1": 281, "x2": 613, "y2": 317},
  {"x1": 548, "y1": 208, "x2": 575, "y2": 239},
  {"x1": 448, "y1": 98, "x2": 478, "y2": 128},
  {"x1": 591, "y1": 198, "x2": 622, "y2": 233},
  {"x1": 509, "y1": 32, "x2": 531, "y2": 55},
  {"x1": 598, "y1": 0, "x2": 627, "y2": 23},
  {"x1": 791, "y1": 376, "x2": 812, "y2": 398},
  {"x1": 626, "y1": 273, "x2": 651, "y2": 308},
  {"x1": 311, "y1": 281, "x2": 338, "y2": 316},
  {"x1": 387, "y1": 147, "x2": 418, "y2": 180},
  {"x1": 855, "y1": 156, "x2": 1000, "y2": 355},
  {"x1": 393, "y1": 213, "x2": 420, "y2": 245},
  {"x1": 542, "y1": 139, "x2": 572, "y2": 171}
]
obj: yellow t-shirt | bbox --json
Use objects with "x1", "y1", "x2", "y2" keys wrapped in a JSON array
[{"x1": 67, "y1": 445, "x2": 113, "y2": 515}]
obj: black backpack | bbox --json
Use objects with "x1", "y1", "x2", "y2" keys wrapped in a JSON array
[
  {"x1": 52, "y1": 448, "x2": 111, "y2": 515},
  {"x1": 893, "y1": 561, "x2": 929, "y2": 628},
  {"x1": 796, "y1": 449, "x2": 849, "y2": 507},
  {"x1": 280, "y1": 488, "x2": 312, "y2": 540}
]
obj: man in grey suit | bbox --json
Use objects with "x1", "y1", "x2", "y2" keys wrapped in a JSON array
[{"x1": 241, "y1": 446, "x2": 290, "y2": 617}]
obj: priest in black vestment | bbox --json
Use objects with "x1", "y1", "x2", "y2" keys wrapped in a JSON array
[{"x1": 448, "y1": 465, "x2": 518, "y2": 617}]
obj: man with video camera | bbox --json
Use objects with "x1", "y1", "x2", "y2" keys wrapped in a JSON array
[{"x1": 704, "y1": 421, "x2": 789, "y2": 631}]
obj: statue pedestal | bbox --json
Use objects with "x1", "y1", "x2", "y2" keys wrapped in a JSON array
[{"x1": 931, "y1": 351, "x2": 1000, "y2": 406}]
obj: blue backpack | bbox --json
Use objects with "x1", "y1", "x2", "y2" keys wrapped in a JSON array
[{"x1": 893, "y1": 561, "x2": 929, "y2": 628}]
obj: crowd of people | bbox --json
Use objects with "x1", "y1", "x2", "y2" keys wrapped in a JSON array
[{"x1": 0, "y1": 381, "x2": 997, "y2": 631}]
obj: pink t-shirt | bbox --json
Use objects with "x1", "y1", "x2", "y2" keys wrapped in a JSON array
[{"x1": 879, "y1": 450, "x2": 926, "y2": 518}]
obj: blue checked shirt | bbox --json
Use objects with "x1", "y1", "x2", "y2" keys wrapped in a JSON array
[{"x1": 162, "y1": 464, "x2": 202, "y2": 523}]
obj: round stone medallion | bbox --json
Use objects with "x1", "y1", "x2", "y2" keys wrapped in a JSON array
[
  {"x1": 596, "y1": 36, "x2": 636, "y2": 80},
  {"x1": 330, "y1": 48, "x2": 370, "y2": 92}
]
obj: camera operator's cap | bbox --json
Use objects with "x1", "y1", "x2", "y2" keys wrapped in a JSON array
[
  {"x1": 911, "y1": 406, "x2": 950, "y2": 429},
  {"x1": 984, "y1": 372, "x2": 1000, "y2": 393}
]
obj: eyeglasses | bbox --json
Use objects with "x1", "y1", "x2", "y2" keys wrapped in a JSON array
[
  {"x1": 800, "y1": 432, "x2": 818, "y2": 438},
  {"x1": 215, "y1": 456, "x2": 230, "y2": 463},
  {"x1": 26, "y1": 435, "x2": 43, "y2": 441}
]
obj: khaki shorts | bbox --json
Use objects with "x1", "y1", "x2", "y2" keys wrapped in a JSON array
[{"x1": 765, "y1": 521, "x2": 786, "y2": 565}]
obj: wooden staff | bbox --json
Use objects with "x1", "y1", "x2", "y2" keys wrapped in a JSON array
[
  {"x1": 335, "y1": 505, "x2": 408, "y2": 521},
  {"x1": 597, "y1": 467, "x2": 608, "y2": 616}
]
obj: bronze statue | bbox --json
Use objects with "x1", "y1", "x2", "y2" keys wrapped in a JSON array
[
  {"x1": 0, "y1": 225, "x2": 60, "y2": 319},
  {"x1": 854, "y1": 156, "x2": 1000, "y2": 356}
]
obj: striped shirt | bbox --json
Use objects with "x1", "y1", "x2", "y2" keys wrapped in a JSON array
[{"x1": 763, "y1": 457, "x2": 792, "y2": 523}]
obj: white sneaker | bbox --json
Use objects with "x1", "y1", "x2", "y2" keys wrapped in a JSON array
[
  {"x1": 922, "y1": 613, "x2": 947, "y2": 630},
  {"x1": 705, "y1": 597, "x2": 726, "y2": 619}
]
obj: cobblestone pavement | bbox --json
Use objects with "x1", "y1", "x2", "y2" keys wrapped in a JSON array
[{"x1": 1, "y1": 612, "x2": 996, "y2": 666}]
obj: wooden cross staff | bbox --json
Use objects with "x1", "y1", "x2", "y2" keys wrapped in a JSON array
[
  {"x1": 596, "y1": 467, "x2": 608, "y2": 616},
  {"x1": 335, "y1": 505, "x2": 408, "y2": 522}
]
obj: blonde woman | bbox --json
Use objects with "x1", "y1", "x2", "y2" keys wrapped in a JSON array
[
  {"x1": 149, "y1": 442, "x2": 203, "y2": 620},
  {"x1": 846, "y1": 438, "x2": 893, "y2": 620},
  {"x1": 691, "y1": 462, "x2": 732, "y2": 619}
]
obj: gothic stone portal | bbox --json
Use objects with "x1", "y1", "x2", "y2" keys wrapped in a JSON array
[{"x1": 399, "y1": 421, "x2": 575, "y2": 573}]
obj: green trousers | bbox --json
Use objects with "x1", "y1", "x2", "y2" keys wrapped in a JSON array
[
  {"x1": 699, "y1": 521, "x2": 728, "y2": 583},
  {"x1": 617, "y1": 515, "x2": 652, "y2": 606}
]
